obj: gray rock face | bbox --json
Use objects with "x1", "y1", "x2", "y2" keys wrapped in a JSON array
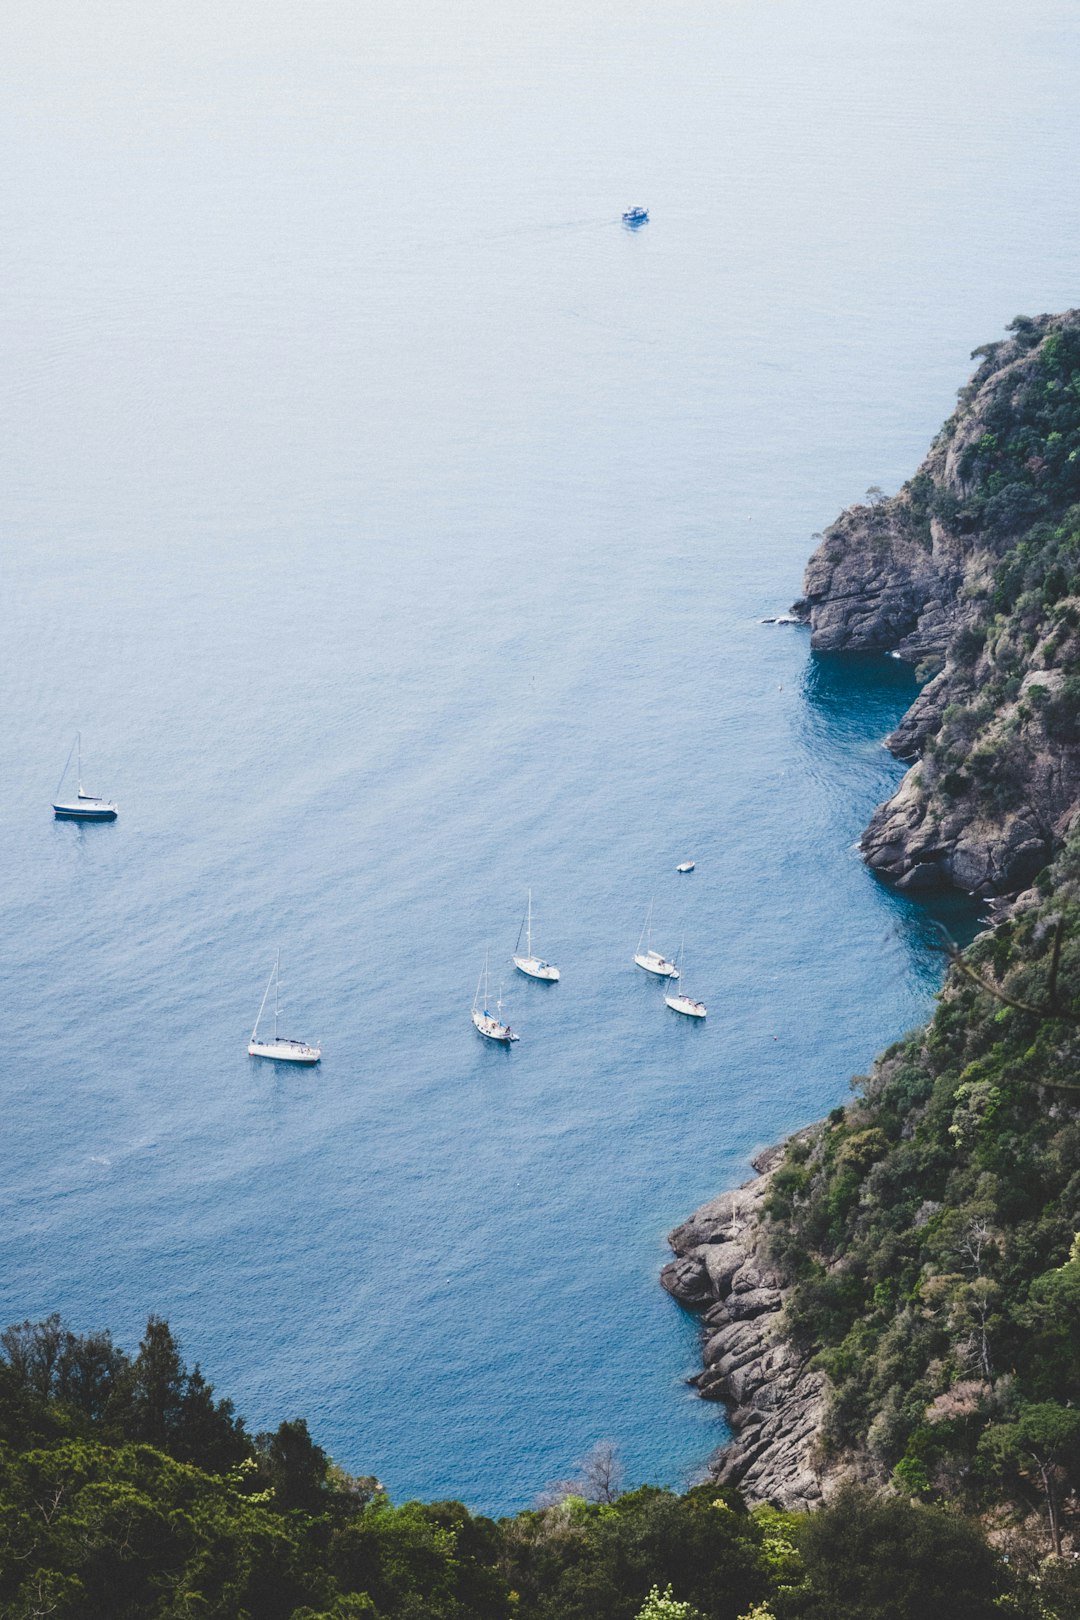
[
  {"x1": 794, "y1": 310, "x2": 1080, "y2": 898},
  {"x1": 796, "y1": 507, "x2": 962, "y2": 659},
  {"x1": 663, "y1": 1143, "x2": 833, "y2": 1511}
]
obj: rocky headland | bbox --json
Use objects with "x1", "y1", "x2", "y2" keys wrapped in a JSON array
[
  {"x1": 794, "y1": 309, "x2": 1080, "y2": 897},
  {"x1": 663, "y1": 312, "x2": 1080, "y2": 1519}
]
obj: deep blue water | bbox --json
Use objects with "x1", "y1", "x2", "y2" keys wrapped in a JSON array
[{"x1": 2, "y1": 0, "x2": 1079, "y2": 1514}]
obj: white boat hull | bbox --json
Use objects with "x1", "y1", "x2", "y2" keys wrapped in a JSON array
[
  {"x1": 472, "y1": 1008, "x2": 518, "y2": 1042},
  {"x1": 248, "y1": 1038, "x2": 321, "y2": 1064},
  {"x1": 53, "y1": 799, "x2": 118, "y2": 820},
  {"x1": 634, "y1": 951, "x2": 679, "y2": 979},
  {"x1": 676, "y1": 861, "x2": 695, "y2": 873},
  {"x1": 513, "y1": 956, "x2": 560, "y2": 981},
  {"x1": 665, "y1": 994, "x2": 706, "y2": 1018}
]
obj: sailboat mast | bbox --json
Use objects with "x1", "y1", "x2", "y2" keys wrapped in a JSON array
[
  {"x1": 76, "y1": 732, "x2": 82, "y2": 796},
  {"x1": 251, "y1": 957, "x2": 276, "y2": 1042},
  {"x1": 273, "y1": 948, "x2": 281, "y2": 1041},
  {"x1": 526, "y1": 890, "x2": 532, "y2": 959}
]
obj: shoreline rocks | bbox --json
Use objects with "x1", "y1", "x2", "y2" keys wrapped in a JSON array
[
  {"x1": 792, "y1": 310, "x2": 1080, "y2": 899},
  {"x1": 662, "y1": 1139, "x2": 829, "y2": 1511}
]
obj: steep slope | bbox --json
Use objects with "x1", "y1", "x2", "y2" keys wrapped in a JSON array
[
  {"x1": 795, "y1": 311, "x2": 1080, "y2": 896},
  {"x1": 666, "y1": 829, "x2": 1080, "y2": 1551}
]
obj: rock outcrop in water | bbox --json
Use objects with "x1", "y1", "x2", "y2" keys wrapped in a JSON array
[
  {"x1": 794, "y1": 310, "x2": 1080, "y2": 897},
  {"x1": 661, "y1": 1140, "x2": 832, "y2": 1511}
]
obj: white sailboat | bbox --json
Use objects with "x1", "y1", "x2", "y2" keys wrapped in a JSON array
[
  {"x1": 472, "y1": 952, "x2": 519, "y2": 1042},
  {"x1": 248, "y1": 950, "x2": 321, "y2": 1063},
  {"x1": 512, "y1": 891, "x2": 560, "y2": 981},
  {"x1": 633, "y1": 903, "x2": 679, "y2": 978},
  {"x1": 52, "y1": 733, "x2": 118, "y2": 821},
  {"x1": 665, "y1": 940, "x2": 706, "y2": 1017}
]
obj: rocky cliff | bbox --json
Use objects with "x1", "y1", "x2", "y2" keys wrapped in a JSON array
[
  {"x1": 661, "y1": 1140, "x2": 832, "y2": 1511},
  {"x1": 795, "y1": 310, "x2": 1080, "y2": 897}
]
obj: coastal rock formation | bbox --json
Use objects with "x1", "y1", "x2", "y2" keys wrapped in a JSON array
[
  {"x1": 662, "y1": 1142, "x2": 830, "y2": 1511},
  {"x1": 793, "y1": 310, "x2": 1080, "y2": 896}
]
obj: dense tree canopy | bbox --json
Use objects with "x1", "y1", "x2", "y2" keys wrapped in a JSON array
[{"x1": 0, "y1": 1310, "x2": 1072, "y2": 1618}]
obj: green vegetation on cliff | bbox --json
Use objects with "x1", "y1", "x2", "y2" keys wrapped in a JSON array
[{"x1": 763, "y1": 831, "x2": 1080, "y2": 1556}]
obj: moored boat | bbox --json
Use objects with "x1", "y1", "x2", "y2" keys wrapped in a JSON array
[
  {"x1": 472, "y1": 953, "x2": 518, "y2": 1043},
  {"x1": 248, "y1": 950, "x2": 321, "y2": 1064},
  {"x1": 665, "y1": 939, "x2": 706, "y2": 1016},
  {"x1": 633, "y1": 904, "x2": 679, "y2": 978},
  {"x1": 512, "y1": 891, "x2": 560, "y2": 981},
  {"x1": 52, "y1": 734, "x2": 118, "y2": 820},
  {"x1": 622, "y1": 206, "x2": 649, "y2": 226},
  {"x1": 665, "y1": 990, "x2": 706, "y2": 1018}
]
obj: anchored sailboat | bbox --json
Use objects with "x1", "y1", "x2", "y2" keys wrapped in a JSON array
[
  {"x1": 52, "y1": 733, "x2": 118, "y2": 821},
  {"x1": 248, "y1": 950, "x2": 321, "y2": 1064},
  {"x1": 472, "y1": 952, "x2": 518, "y2": 1043},
  {"x1": 633, "y1": 902, "x2": 679, "y2": 979},
  {"x1": 665, "y1": 939, "x2": 706, "y2": 1017},
  {"x1": 512, "y1": 891, "x2": 559, "y2": 981}
]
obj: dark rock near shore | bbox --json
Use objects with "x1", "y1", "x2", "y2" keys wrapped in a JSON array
[{"x1": 663, "y1": 1142, "x2": 830, "y2": 1511}]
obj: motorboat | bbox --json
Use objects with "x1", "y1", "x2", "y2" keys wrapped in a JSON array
[
  {"x1": 622, "y1": 206, "x2": 649, "y2": 226},
  {"x1": 676, "y1": 861, "x2": 695, "y2": 873}
]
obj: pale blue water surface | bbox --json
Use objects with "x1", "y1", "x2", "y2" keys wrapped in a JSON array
[{"x1": 2, "y1": 0, "x2": 1079, "y2": 1513}]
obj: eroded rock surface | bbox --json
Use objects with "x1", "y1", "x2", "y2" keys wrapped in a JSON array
[
  {"x1": 793, "y1": 310, "x2": 1080, "y2": 897},
  {"x1": 662, "y1": 1140, "x2": 830, "y2": 1511}
]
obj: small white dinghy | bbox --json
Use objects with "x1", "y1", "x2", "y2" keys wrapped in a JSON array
[
  {"x1": 513, "y1": 891, "x2": 559, "y2": 981},
  {"x1": 665, "y1": 940, "x2": 706, "y2": 1017},
  {"x1": 472, "y1": 953, "x2": 519, "y2": 1043},
  {"x1": 633, "y1": 904, "x2": 680, "y2": 979},
  {"x1": 676, "y1": 860, "x2": 695, "y2": 873},
  {"x1": 52, "y1": 733, "x2": 118, "y2": 821},
  {"x1": 248, "y1": 950, "x2": 321, "y2": 1064}
]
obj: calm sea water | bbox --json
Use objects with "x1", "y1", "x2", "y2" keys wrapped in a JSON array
[{"x1": 2, "y1": 0, "x2": 1079, "y2": 1513}]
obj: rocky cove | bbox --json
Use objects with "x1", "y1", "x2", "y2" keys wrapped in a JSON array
[{"x1": 661, "y1": 309, "x2": 1080, "y2": 1510}]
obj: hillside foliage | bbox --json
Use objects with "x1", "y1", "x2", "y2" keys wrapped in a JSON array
[
  {"x1": 763, "y1": 831, "x2": 1080, "y2": 1561},
  {"x1": 0, "y1": 1311, "x2": 1067, "y2": 1619}
]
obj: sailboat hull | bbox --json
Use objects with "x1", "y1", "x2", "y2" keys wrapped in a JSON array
[
  {"x1": 634, "y1": 952, "x2": 679, "y2": 978},
  {"x1": 471, "y1": 1009, "x2": 518, "y2": 1042},
  {"x1": 665, "y1": 995, "x2": 706, "y2": 1017},
  {"x1": 53, "y1": 802, "x2": 117, "y2": 820},
  {"x1": 513, "y1": 956, "x2": 559, "y2": 981},
  {"x1": 248, "y1": 1039, "x2": 321, "y2": 1064}
]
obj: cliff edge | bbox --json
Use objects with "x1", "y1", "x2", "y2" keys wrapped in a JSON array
[
  {"x1": 795, "y1": 311, "x2": 1080, "y2": 896},
  {"x1": 661, "y1": 1139, "x2": 831, "y2": 1510}
]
